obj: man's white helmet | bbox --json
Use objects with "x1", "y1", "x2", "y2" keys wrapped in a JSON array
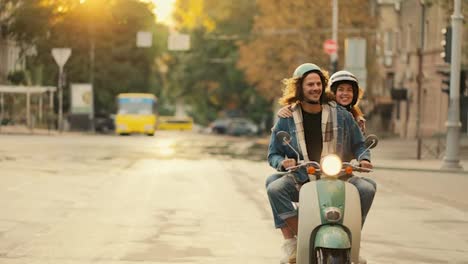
[{"x1": 329, "y1": 70, "x2": 359, "y2": 107}]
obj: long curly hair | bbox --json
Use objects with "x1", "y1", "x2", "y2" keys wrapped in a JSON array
[{"x1": 278, "y1": 70, "x2": 330, "y2": 106}]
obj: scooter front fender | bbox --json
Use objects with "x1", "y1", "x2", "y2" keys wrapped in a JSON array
[{"x1": 314, "y1": 225, "x2": 350, "y2": 249}]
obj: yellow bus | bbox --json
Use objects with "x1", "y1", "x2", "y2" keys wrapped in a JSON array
[{"x1": 115, "y1": 93, "x2": 157, "y2": 136}]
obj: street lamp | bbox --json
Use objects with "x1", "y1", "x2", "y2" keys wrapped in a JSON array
[
  {"x1": 441, "y1": 0, "x2": 464, "y2": 170},
  {"x1": 330, "y1": 0, "x2": 338, "y2": 73}
]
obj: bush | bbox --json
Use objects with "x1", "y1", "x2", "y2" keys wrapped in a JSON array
[{"x1": 7, "y1": 70, "x2": 27, "y2": 85}]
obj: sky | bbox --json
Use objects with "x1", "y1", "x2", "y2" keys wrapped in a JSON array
[{"x1": 151, "y1": 0, "x2": 176, "y2": 26}]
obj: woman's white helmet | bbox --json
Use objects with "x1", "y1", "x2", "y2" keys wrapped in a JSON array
[{"x1": 329, "y1": 70, "x2": 359, "y2": 107}]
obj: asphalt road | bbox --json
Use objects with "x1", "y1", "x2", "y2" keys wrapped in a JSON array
[{"x1": 0, "y1": 132, "x2": 467, "y2": 264}]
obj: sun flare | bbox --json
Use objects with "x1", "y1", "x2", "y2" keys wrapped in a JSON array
[{"x1": 151, "y1": 0, "x2": 176, "y2": 26}]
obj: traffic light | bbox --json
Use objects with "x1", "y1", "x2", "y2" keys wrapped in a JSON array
[
  {"x1": 461, "y1": 70, "x2": 466, "y2": 96},
  {"x1": 437, "y1": 69, "x2": 450, "y2": 94},
  {"x1": 437, "y1": 69, "x2": 467, "y2": 95},
  {"x1": 441, "y1": 26, "x2": 452, "y2": 63}
]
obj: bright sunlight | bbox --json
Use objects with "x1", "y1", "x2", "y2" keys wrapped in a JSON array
[{"x1": 151, "y1": 0, "x2": 176, "y2": 26}]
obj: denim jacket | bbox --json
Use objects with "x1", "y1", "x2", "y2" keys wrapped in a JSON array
[{"x1": 267, "y1": 104, "x2": 370, "y2": 182}]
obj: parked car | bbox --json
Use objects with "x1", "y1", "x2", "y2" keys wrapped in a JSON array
[
  {"x1": 94, "y1": 113, "x2": 115, "y2": 133},
  {"x1": 226, "y1": 118, "x2": 259, "y2": 136},
  {"x1": 209, "y1": 118, "x2": 232, "y2": 134}
]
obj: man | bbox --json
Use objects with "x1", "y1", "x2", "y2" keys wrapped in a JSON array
[{"x1": 266, "y1": 63, "x2": 376, "y2": 264}]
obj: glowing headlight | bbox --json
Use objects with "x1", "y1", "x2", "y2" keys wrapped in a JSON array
[
  {"x1": 321, "y1": 154, "x2": 342, "y2": 176},
  {"x1": 324, "y1": 207, "x2": 342, "y2": 222},
  {"x1": 118, "y1": 124, "x2": 127, "y2": 130}
]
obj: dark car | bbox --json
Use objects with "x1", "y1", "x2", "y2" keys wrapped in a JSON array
[
  {"x1": 226, "y1": 118, "x2": 259, "y2": 136},
  {"x1": 209, "y1": 118, "x2": 232, "y2": 134},
  {"x1": 94, "y1": 113, "x2": 115, "y2": 133}
]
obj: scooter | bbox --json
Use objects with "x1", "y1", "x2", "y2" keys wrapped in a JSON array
[{"x1": 275, "y1": 131, "x2": 378, "y2": 264}]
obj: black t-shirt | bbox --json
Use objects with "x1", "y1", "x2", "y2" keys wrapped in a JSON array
[{"x1": 302, "y1": 109, "x2": 322, "y2": 162}]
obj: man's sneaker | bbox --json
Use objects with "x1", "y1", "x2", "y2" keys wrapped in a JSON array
[
  {"x1": 280, "y1": 238, "x2": 297, "y2": 264},
  {"x1": 359, "y1": 255, "x2": 367, "y2": 264}
]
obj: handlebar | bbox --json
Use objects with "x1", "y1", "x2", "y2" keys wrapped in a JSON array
[
  {"x1": 286, "y1": 161, "x2": 320, "y2": 171},
  {"x1": 278, "y1": 161, "x2": 372, "y2": 176},
  {"x1": 342, "y1": 162, "x2": 373, "y2": 173}
]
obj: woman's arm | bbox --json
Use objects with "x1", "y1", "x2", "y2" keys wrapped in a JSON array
[{"x1": 345, "y1": 111, "x2": 370, "y2": 161}]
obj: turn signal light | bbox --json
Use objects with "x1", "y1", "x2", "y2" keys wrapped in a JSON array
[
  {"x1": 345, "y1": 166, "x2": 353, "y2": 175},
  {"x1": 307, "y1": 167, "x2": 316, "y2": 174}
]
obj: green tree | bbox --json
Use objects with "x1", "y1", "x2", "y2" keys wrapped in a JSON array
[
  {"x1": 169, "y1": 0, "x2": 269, "y2": 126},
  {"x1": 5, "y1": 0, "x2": 167, "y2": 114}
]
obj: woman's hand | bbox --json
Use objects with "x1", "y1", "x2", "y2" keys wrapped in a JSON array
[
  {"x1": 277, "y1": 106, "x2": 293, "y2": 118},
  {"x1": 357, "y1": 117, "x2": 366, "y2": 134}
]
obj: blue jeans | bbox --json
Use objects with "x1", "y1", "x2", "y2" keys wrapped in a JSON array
[{"x1": 266, "y1": 173, "x2": 377, "y2": 228}]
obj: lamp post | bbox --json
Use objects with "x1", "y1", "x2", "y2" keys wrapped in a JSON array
[
  {"x1": 441, "y1": 0, "x2": 464, "y2": 170},
  {"x1": 330, "y1": 0, "x2": 338, "y2": 73}
]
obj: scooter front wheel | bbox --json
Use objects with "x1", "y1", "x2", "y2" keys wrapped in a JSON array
[{"x1": 315, "y1": 248, "x2": 351, "y2": 264}]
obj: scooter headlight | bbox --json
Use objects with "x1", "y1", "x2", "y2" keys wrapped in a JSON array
[
  {"x1": 321, "y1": 154, "x2": 342, "y2": 176},
  {"x1": 324, "y1": 207, "x2": 342, "y2": 222}
]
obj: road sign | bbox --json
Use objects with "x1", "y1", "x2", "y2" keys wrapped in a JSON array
[
  {"x1": 51, "y1": 48, "x2": 71, "y2": 69},
  {"x1": 51, "y1": 48, "x2": 71, "y2": 132},
  {"x1": 168, "y1": 33, "x2": 190, "y2": 51},
  {"x1": 71, "y1": 83, "x2": 93, "y2": 114},
  {"x1": 137, "y1": 31, "x2": 152, "y2": 47},
  {"x1": 323, "y1": 39, "x2": 338, "y2": 55},
  {"x1": 345, "y1": 38, "x2": 367, "y2": 90}
]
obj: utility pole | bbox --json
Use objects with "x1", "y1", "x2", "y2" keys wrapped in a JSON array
[
  {"x1": 441, "y1": 0, "x2": 464, "y2": 170},
  {"x1": 331, "y1": 0, "x2": 338, "y2": 73},
  {"x1": 88, "y1": 19, "x2": 96, "y2": 133},
  {"x1": 416, "y1": 1, "x2": 426, "y2": 160}
]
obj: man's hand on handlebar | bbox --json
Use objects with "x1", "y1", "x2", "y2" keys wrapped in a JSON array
[
  {"x1": 359, "y1": 160, "x2": 373, "y2": 170},
  {"x1": 282, "y1": 158, "x2": 297, "y2": 170}
]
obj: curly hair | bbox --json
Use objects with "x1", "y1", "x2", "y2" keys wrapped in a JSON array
[{"x1": 278, "y1": 70, "x2": 329, "y2": 106}]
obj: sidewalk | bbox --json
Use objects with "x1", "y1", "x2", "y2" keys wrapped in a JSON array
[
  {"x1": 371, "y1": 136, "x2": 468, "y2": 174},
  {"x1": 0, "y1": 125, "x2": 59, "y2": 135},
  {"x1": 0, "y1": 125, "x2": 90, "y2": 136}
]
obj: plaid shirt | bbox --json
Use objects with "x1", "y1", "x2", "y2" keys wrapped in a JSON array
[{"x1": 291, "y1": 102, "x2": 338, "y2": 162}]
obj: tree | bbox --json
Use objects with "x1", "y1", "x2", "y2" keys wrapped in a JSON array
[
  {"x1": 237, "y1": 0, "x2": 377, "y2": 101},
  {"x1": 167, "y1": 0, "x2": 268, "y2": 125},
  {"x1": 5, "y1": 0, "x2": 166, "y2": 114}
]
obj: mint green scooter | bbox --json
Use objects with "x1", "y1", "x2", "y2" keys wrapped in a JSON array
[{"x1": 276, "y1": 132, "x2": 378, "y2": 264}]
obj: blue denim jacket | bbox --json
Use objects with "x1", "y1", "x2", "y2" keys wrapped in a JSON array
[{"x1": 268, "y1": 105, "x2": 370, "y2": 182}]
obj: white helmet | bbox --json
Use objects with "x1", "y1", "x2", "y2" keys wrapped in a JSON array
[{"x1": 329, "y1": 70, "x2": 359, "y2": 107}]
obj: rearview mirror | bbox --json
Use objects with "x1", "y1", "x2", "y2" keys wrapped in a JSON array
[
  {"x1": 276, "y1": 131, "x2": 291, "y2": 145},
  {"x1": 364, "y1": 134, "x2": 379, "y2": 149}
]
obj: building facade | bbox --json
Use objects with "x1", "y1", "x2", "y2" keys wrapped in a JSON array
[{"x1": 372, "y1": 0, "x2": 467, "y2": 138}]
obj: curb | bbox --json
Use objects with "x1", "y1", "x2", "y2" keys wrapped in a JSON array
[{"x1": 374, "y1": 165, "x2": 468, "y2": 174}]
